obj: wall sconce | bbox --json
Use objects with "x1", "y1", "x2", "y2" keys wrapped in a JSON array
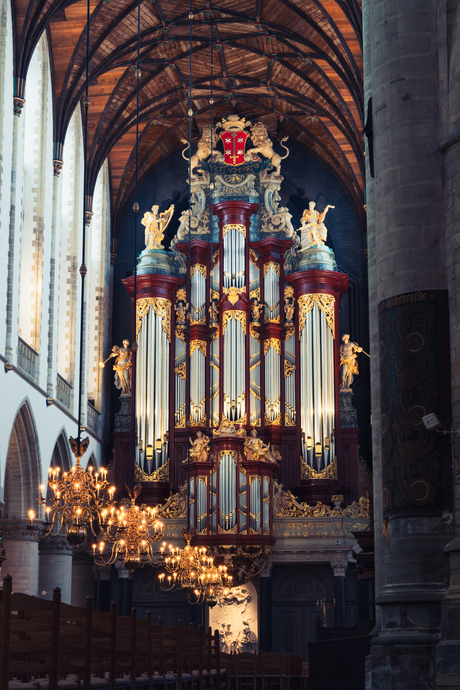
[
  {"x1": 324, "y1": 437, "x2": 330, "y2": 451},
  {"x1": 306, "y1": 436, "x2": 313, "y2": 451},
  {"x1": 315, "y1": 442, "x2": 322, "y2": 456},
  {"x1": 146, "y1": 444, "x2": 154, "y2": 461}
]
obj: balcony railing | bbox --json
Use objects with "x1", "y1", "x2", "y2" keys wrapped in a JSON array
[
  {"x1": 87, "y1": 401, "x2": 101, "y2": 436},
  {"x1": 56, "y1": 374, "x2": 72, "y2": 410},
  {"x1": 18, "y1": 338, "x2": 39, "y2": 381}
]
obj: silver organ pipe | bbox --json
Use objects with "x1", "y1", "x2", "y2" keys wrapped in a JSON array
[
  {"x1": 223, "y1": 316, "x2": 246, "y2": 421},
  {"x1": 190, "y1": 343, "x2": 206, "y2": 425},
  {"x1": 264, "y1": 263, "x2": 280, "y2": 321},
  {"x1": 219, "y1": 453, "x2": 237, "y2": 530},
  {"x1": 191, "y1": 266, "x2": 206, "y2": 322},
  {"x1": 299, "y1": 299, "x2": 336, "y2": 470},
  {"x1": 284, "y1": 331, "x2": 296, "y2": 424},
  {"x1": 249, "y1": 332, "x2": 261, "y2": 425},
  {"x1": 223, "y1": 226, "x2": 245, "y2": 288},
  {"x1": 264, "y1": 341, "x2": 281, "y2": 424},
  {"x1": 136, "y1": 302, "x2": 170, "y2": 472}
]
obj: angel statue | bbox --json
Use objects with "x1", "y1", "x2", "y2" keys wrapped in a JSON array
[
  {"x1": 141, "y1": 204, "x2": 175, "y2": 251},
  {"x1": 189, "y1": 430, "x2": 210, "y2": 462},
  {"x1": 244, "y1": 429, "x2": 270, "y2": 461},
  {"x1": 339, "y1": 334, "x2": 365, "y2": 390},
  {"x1": 299, "y1": 201, "x2": 335, "y2": 250},
  {"x1": 100, "y1": 340, "x2": 132, "y2": 394}
]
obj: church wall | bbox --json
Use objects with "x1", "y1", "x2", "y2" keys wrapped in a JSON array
[
  {"x1": 0, "y1": 22, "x2": 113, "y2": 598},
  {"x1": 0, "y1": 0, "x2": 13, "y2": 353}
]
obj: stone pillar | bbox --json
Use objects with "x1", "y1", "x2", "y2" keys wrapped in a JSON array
[
  {"x1": 5, "y1": 92, "x2": 25, "y2": 363},
  {"x1": 71, "y1": 548, "x2": 95, "y2": 606},
  {"x1": 259, "y1": 567, "x2": 272, "y2": 651},
  {"x1": 115, "y1": 562, "x2": 132, "y2": 617},
  {"x1": 46, "y1": 147, "x2": 63, "y2": 396},
  {"x1": 38, "y1": 537, "x2": 73, "y2": 604},
  {"x1": 365, "y1": 1, "x2": 451, "y2": 688},
  {"x1": 93, "y1": 564, "x2": 111, "y2": 612},
  {"x1": 331, "y1": 560, "x2": 347, "y2": 628},
  {"x1": 0, "y1": 519, "x2": 39, "y2": 595}
]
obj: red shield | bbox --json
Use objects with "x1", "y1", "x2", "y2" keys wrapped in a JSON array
[{"x1": 220, "y1": 131, "x2": 249, "y2": 166}]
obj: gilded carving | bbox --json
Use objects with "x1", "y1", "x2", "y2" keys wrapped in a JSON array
[
  {"x1": 222, "y1": 310, "x2": 246, "y2": 335},
  {"x1": 157, "y1": 483, "x2": 188, "y2": 518},
  {"x1": 137, "y1": 297, "x2": 171, "y2": 341},
  {"x1": 223, "y1": 223, "x2": 246, "y2": 236},
  {"x1": 273, "y1": 480, "x2": 370, "y2": 519},
  {"x1": 190, "y1": 340, "x2": 207, "y2": 357},
  {"x1": 263, "y1": 261, "x2": 280, "y2": 277},
  {"x1": 190, "y1": 264, "x2": 207, "y2": 279},
  {"x1": 298, "y1": 294, "x2": 335, "y2": 337},
  {"x1": 223, "y1": 286, "x2": 242, "y2": 305},
  {"x1": 264, "y1": 338, "x2": 281, "y2": 356},
  {"x1": 135, "y1": 459, "x2": 170, "y2": 483},
  {"x1": 301, "y1": 457, "x2": 337, "y2": 479},
  {"x1": 174, "y1": 362, "x2": 186, "y2": 380},
  {"x1": 284, "y1": 360, "x2": 295, "y2": 378}
]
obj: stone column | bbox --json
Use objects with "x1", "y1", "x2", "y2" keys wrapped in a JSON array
[
  {"x1": 5, "y1": 92, "x2": 25, "y2": 363},
  {"x1": 115, "y1": 562, "x2": 132, "y2": 617},
  {"x1": 331, "y1": 560, "x2": 347, "y2": 628},
  {"x1": 71, "y1": 548, "x2": 95, "y2": 606},
  {"x1": 46, "y1": 148, "x2": 63, "y2": 396},
  {"x1": 93, "y1": 564, "x2": 111, "y2": 612},
  {"x1": 0, "y1": 519, "x2": 39, "y2": 595},
  {"x1": 365, "y1": 1, "x2": 451, "y2": 688},
  {"x1": 259, "y1": 567, "x2": 272, "y2": 651},
  {"x1": 38, "y1": 537, "x2": 73, "y2": 604}
]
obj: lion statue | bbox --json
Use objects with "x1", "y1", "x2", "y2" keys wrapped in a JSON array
[
  {"x1": 181, "y1": 125, "x2": 218, "y2": 177},
  {"x1": 246, "y1": 122, "x2": 289, "y2": 175}
]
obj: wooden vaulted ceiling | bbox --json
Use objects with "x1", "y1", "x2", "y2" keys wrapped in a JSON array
[{"x1": 13, "y1": 0, "x2": 364, "y2": 245}]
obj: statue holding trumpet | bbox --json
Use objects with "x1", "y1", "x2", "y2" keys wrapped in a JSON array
[{"x1": 100, "y1": 339, "x2": 132, "y2": 394}]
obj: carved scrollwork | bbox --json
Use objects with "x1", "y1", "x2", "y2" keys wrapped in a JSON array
[
  {"x1": 135, "y1": 460, "x2": 170, "y2": 483},
  {"x1": 298, "y1": 294, "x2": 335, "y2": 337},
  {"x1": 137, "y1": 297, "x2": 171, "y2": 341}
]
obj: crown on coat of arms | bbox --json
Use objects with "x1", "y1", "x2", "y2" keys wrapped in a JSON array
[{"x1": 219, "y1": 115, "x2": 250, "y2": 132}]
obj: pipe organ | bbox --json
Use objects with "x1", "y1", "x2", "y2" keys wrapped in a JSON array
[{"x1": 122, "y1": 114, "x2": 351, "y2": 532}]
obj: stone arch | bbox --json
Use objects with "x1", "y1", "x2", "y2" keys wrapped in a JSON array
[
  {"x1": 3, "y1": 398, "x2": 42, "y2": 518},
  {"x1": 50, "y1": 428, "x2": 72, "y2": 472},
  {"x1": 86, "y1": 452, "x2": 97, "y2": 470}
]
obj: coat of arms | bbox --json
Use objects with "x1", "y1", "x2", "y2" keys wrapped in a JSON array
[{"x1": 218, "y1": 115, "x2": 250, "y2": 166}]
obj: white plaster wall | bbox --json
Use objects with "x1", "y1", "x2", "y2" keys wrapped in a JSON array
[
  {"x1": 0, "y1": 368, "x2": 105, "y2": 492},
  {"x1": 0, "y1": 0, "x2": 14, "y2": 351}
]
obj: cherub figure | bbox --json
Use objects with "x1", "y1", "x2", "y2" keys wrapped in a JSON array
[{"x1": 141, "y1": 204, "x2": 175, "y2": 250}]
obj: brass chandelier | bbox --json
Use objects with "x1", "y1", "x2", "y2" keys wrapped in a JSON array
[
  {"x1": 28, "y1": 437, "x2": 116, "y2": 546},
  {"x1": 158, "y1": 530, "x2": 233, "y2": 606},
  {"x1": 93, "y1": 484, "x2": 164, "y2": 571}
]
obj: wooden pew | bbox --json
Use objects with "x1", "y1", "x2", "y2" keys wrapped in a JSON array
[{"x1": 0, "y1": 575, "x2": 225, "y2": 690}]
